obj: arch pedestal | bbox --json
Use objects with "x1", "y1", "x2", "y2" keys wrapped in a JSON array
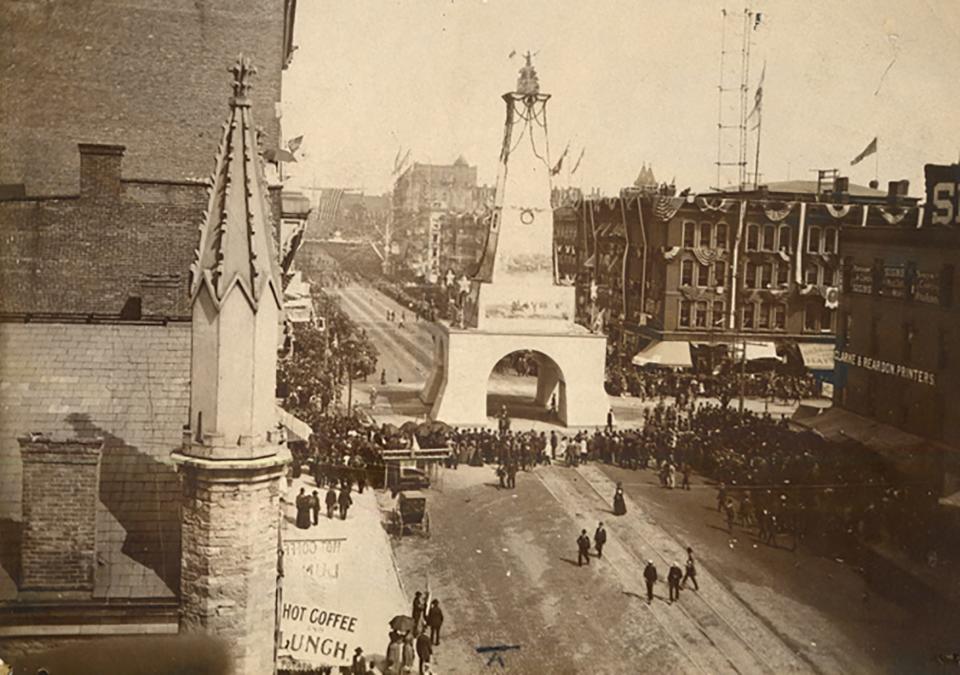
[{"x1": 421, "y1": 324, "x2": 608, "y2": 428}]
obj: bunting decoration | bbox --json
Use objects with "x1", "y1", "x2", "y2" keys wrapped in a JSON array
[
  {"x1": 777, "y1": 250, "x2": 790, "y2": 262},
  {"x1": 697, "y1": 197, "x2": 738, "y2": 213},
  {"x1": 692, "y1": 247, "x2": 725, "y2": 266},
  {"x1": 878, "y1": 205, "x2": 909, "y2": 225},
  {"x1": 654, "y1": 196, "x2": 685, "y2": 222},
  {"x1": 662, "y1": 246, "x2": 682, "y2": 260},
  {"x1": 823, "y1": 203, "x2": 852, "y2": 219},
  {"x1": 823, "y1": 286, "x2": 840, "y2": 309},
  {"x1": 762, "y1": 202, "x2": 796, "y2": 222}
]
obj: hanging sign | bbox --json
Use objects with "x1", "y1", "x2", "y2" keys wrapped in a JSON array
[
  {"x1": 925, "y1": 163, "x2": 960, "y2": 226},
  {"x1": 880, "y1": 265, "x2": 906, "y2": 298},
  {"x1": 913, "y1": 270, "x2": 941, "y2": 304},
  {"x1": 850, "y1": 265, "x2": 874, "y2": 294}
]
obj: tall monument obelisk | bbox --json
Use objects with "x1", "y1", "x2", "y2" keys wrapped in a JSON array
[
  {"x1": 422, "y1": 56, "x2": 608, "y2": 427},
  {"x1": 172, "y1": 56, "x2": 289, "y2": 674}
]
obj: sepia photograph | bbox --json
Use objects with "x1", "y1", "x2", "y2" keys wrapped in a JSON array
[{"x1": 1, "y1": 1, "x2": 960, "y2": 673}]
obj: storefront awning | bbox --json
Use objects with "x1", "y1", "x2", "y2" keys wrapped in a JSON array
[
  {"x1": 791, "y1": 407, "x2": 925, "y2": 455},
  {"x1": 799, "y1": 342, "x2": 835, "y2": 370},
  {"x1": 743, "y1": 341, "x2": 780, "y2": 361},
  {"x1": 277, "y1": 405, "x2": 313, "y2": 443},
  {"x1": 632, "y1": 340, "x2": 693, "y2": 368}
]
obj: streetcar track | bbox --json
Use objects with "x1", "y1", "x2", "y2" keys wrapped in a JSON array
[
  {"x1": 574, "y1": 464, "x2": 817, "y2": 674},
  {"x1": 536, "y1": 468, "x2": 728, "y2": 675}
]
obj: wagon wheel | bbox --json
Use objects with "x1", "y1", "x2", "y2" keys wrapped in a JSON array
[{"x1": 423, "y1": 512, "x2": 431, "y2": 538}]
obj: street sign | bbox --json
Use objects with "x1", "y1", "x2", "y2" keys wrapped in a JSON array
[{"x1": 925, "y1": 163, "x2": 960, "y2": 226}]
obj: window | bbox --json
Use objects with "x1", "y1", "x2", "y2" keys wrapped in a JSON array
[
  {"x1": 819, "y1": 306, "x2": 834, "y2": 333},
  {"x1": 842, "y1": 311, "x2": 854, "y2": 347},
  {"x1": 682, "y1": 221, "x2": 696, "y2": 247},
  {"x1": 774, "y1": 304, "x2": 786, "y2": 330},
  {"x1": 903, "y1": 323, "x2": 915, "y2": 362},
  {"x1": 681, "y1": 259, "x2": 694, "y2": 285},
  {"x1": 699, "y1": 222, "x2": 712, "y2": 248},
  {"x1": 804, "y1": 264, "x2": 820, "y2": 286},
  {"x1": 778, "y1": 224, "x2": 792, "y2": 253},
  {"x1": 760, "y1": 263, "x2": 773, "y2": 289},
  {"x1": 830, "y1": 266, "x2": 841, "y2": 287},
  {"x1": 695, "y1": 301, "x2": 708, "y2": 327},
  {"x1": 842, "y1": 256, "x2": 853, "y2": 292},
  {"x1": 714, "y1": 261, "x2": 727, "y2": 287},
  {"x1": 823, "y1": 227, "x2": 837, "y2": 254},
  {"x1": 807, "y1": 226, "x2": 821, "y2": 253},
  {"x1": 697, "y1": 264, "x2": 710, "y2": 287},
  {"x1": 742, "y1": 304, "x2": 756, "y2": 329},
  {"x1": 746, "y1": 224, "x2": 759, "y2": 251},
  {"x1": 679, "y1": 301, "x2": 691, "y2": 327},
  {"x1": 745, "y1": 261, "x2": 758, "y2": 289},
  {"x1": 712, "y1": 301, "x2": 725, "y2": 328},
  {"x1": 762, "y1": 225, "x2": 776, "y2": 251},
  {"x1": 776, "y1": 260, "x2": 790, "y2": 287},
  {"x1": 758, "y1": 303, "x2": 771, "y2": 329},
  {"x1": 715, "y1": 223, "x2": 728, "y2": 249},
  {"x1": 804, "y1": 306, "x2": 819, "y2": 332}
]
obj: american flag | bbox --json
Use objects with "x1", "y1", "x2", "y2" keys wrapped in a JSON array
[{"x1": 317, "y1": 188, "x2": 346, "y2": 227}]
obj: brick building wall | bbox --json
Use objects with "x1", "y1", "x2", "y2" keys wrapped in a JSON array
[
  {"x1": 0, "y1": 0, "x2": 288, "y2": 196},
  {"x1": 0, "y1": 146, "x2": 205, "y2": 317},
  {"x1": 19, "y1": 437, "x2": 103, "y2": 593}
]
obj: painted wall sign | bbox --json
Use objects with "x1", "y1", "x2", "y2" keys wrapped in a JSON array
[
  {"x1": 925, "y1": 163, "x2": 960, "y2": 227},
  {"x1": 835, "y1": 350, "x2": 937, "y2": 386}
]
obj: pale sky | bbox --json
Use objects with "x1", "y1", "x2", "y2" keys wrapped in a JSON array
[{"x1": 281, "y1": 0, "x2": 960, "y2": 197}]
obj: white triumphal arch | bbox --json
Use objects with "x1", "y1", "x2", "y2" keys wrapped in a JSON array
[{"x1": 421, "y1": 55, "x2": 608, "y2": 427}]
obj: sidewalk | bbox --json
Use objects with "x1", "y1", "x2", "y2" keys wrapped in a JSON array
[{"x1": 278, "y1": 478, "x2": 407, "y2": 672}]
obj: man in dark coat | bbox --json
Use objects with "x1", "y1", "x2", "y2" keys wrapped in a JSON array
[
  {"x1": 325, "y1": 486, "x2": 338, "y2": 519},
  {"x1": 426, "y1": 599, "x2": 444, "y2": 645},
  {"x1": 668, "y1": 561, "x2": 684, "y2": 602},
  {"x1": 350, "y1": 647, "x2": 367, "y2": 675},
  {"x1": 577, "y1": 529, "x2": 591, "y2": 566},
  {"x1": 594, "y1": 522, "x2": 607, "y2": 559},
  {"x1": 415, "y1": 630, "x2": 433, "y2": 674},
  {"x1": 643, "y1": 560, "x2": 658, "y2": 602},
  {"x1": 338, "y1": 487, "x2": 353, "y2": 520},
  {"x1": 550, "y1": 430, "x2": 558, "y2": 460},
  {"x1": 411, "y1": 591, "x2": 426, "y2": 626},
  {"x1": 309, "y1": 490, "x2": 320, "y2": 526}
]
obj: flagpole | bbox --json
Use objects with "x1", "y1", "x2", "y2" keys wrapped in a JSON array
[
  {"x1": 874, "y1": 141, "x2": 879, "y2": 184},
  {"x1": 753, "y1": 105, "x2": 762, "y2": 190}
]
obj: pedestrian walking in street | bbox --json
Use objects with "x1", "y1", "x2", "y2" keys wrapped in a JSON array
[
  {"x1": 412, "y1": 591, "x2": 426, "y2": 627},
  {"x1": 643, "y1": 560, "x2": 658, "y2": 602},
  {"x1": 506, "y1": 462, "x2": 517, "y2": 489},
  {"x1": 426, "y1": 599, "x2": 444, "y2": 645},
  {"x1": 577, "y1": 529, "x2": 591, "y2": 566},
  {"x1": 325, "y1": 486, "x2": 338, "y2": 519},
  {"x1": 496, "y1": 464, "x2": 506, "y2": 489},
  {"x1": 550, "y1": 430, "x2": 558, "y2": 460},
  {"x1": 415, "y1": 630, "x2": 433, "y2": 674},
  {"x1": 338, "y1": 487, "x2": 353, "y2": 520},
  {"x1": 606, "y1": 407, "x2": 615, "y2": 432},
  {"x1": 681, "y1": 462, "x2": 692, "y2": 491},
  {"x1": 351, "y1": 647, "x2": 367, "y2": 675},
  {"x1": 309, "y1": 490, "x2": 320, "y2": 526},
  {"x1": 613, "y1": 482, "x2": 627, "y2": 516},
  {"x1": 724, "y1": 497, "x2": 736, "y2": 534},
  {"x1": 717, "y1": 482, "x2": 727, "y2": 512},
  {"x1": 385, "y1": 632, "x2": 403, "y2": 675},
  {"x1": 295, "y1": 488, "x2": 311, "y2": 529},
  {"x1": 594, "y1": 522, "x2": 607, "y2": 559},
  {"x1": 668, "y1": 561, "x2": 683, "y2": 602},
  {"x1": 682, "y1": 547, "x2": 699, "y2": 590}
]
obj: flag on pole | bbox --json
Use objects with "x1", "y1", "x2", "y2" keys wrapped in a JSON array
[
  {"x1": 286, "y1": 135, "x2": 304, "y2": 152},
  {"x1": 850, "y1": 137, "x2": 878, "y2": 166},
  {"x1": 570, "y1": 147, "x2": 586, "y2": 175},
  {"x1": 748, "y1": 62, "x2": 765, "y2": 121},
  {"x1": 550, "y1": 143, "x2": 570, "y2": 176}
]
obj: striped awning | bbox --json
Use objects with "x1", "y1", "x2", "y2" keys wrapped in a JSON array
[{"x1": 632, "y1": 341, "x2": 693, "y2": 368}]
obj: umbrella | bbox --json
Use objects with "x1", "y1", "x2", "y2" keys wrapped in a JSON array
[
  {"x1": 416, "y1": 421, "x2": 433, "y2": 436},
  {"x1": 400, "y1": 421, "x2": 419, "y2": 434},
  {"x1": 429, "y1": 420, "x2": 450, "y2": 433},
  {"x1": 382, "y1": 423, "x2": 400, "y2": 437},
  {"x1": 389, "y1": 615, "x2": 415, "y2": 633}
]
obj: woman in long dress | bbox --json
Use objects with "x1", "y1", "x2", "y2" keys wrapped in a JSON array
[{"x1": 613, "y1": 482, "x2": 627, "y2": 516}]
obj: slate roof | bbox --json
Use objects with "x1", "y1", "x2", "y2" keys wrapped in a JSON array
[{"x1": 0, "y1": 322, "x2": 190, "y2": 601}]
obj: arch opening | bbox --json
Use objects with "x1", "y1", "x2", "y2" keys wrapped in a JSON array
[{"x1": 486, "y1": 349, "x2": 567, "y2": 427}]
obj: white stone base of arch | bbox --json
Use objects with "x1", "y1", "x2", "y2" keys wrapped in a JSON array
[{"x1": 421, "y1": 324, "x2": 609, "y2": 428}]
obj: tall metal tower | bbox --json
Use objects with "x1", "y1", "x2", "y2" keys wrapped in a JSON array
[{"x1": 715, "y1": 6, "x2": 754, "y2": 191}]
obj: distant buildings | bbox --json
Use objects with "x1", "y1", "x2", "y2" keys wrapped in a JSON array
[{"x1": 391, "y1": 157, "x2": 494, "y2": 280}]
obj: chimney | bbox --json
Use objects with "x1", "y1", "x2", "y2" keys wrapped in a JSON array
[
  {"x1": 18, "y1": 435, "x2": 103, "y2": 595},
  {"x1": 833, "y1": 176, "x2": 849, "y2": 194},
  {"x1": 78, "y1": 143, "x2": 125, "y2": 200},
  {"x1": 887, "y1": 179, "x2": 910, "y2": 204}
]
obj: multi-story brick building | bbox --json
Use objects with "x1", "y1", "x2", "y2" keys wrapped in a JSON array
[
  {"x1": 0, "y1": 0, "x2": 299, "y2": 656},
  {"x1": 802, "y1": 164, "x2": 960, "y2": 498},
  {"x1": 579, "y1": 177, "x2": 918, "y2": 377}
]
